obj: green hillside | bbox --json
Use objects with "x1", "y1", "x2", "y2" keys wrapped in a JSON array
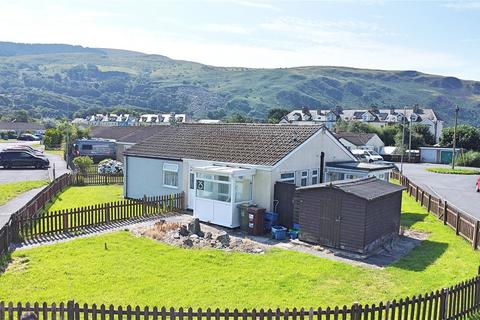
[{"x1": 0, "y1": 42, "x2": 479, "y2": 125}]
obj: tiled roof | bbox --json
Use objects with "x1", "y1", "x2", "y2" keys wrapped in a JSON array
[
  {"x1": 91, "y1": 125, "x2": 169, "y2": 143},
  {"x1": 0, "y1": 121, "x2": 45, "y2": 131},
  {"x1": 335, "y1": 132, "x2": 378, "y2": 146},
  {"x1": 297, "y1": 177, "x2": 405, "y2": 200},
  {"x1": 124, "y1": 123, "x2": 324, "y2": 166}
]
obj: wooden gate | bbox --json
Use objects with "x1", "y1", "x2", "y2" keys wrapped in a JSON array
[
  {"x1": 317, "y1": 197, "x2": 342, "y2": 248},
  {"x1": 274, "y1": 182, "x2": 296, "y2": 228}
]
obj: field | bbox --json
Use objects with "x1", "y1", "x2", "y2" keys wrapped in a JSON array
[
  {"x1": 0, "y1": 191, "x2": 479, "y2": 308},
  {"x1": 46, "y1": 185, "x2": 124, "y2": 212},
  {"x1": 0, "y1": 180, "x2": 49, "y2": 206}
]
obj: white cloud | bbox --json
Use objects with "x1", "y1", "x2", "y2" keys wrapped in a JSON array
[
  {"x1": 443, "y1": 1, "x2": 480, "y2": 9},
  {"x1": 198, "y1": 23, "x2": 253, "y2": 34}
]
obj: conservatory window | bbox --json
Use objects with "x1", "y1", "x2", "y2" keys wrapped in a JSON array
[{"x1": 235, "y1": 176, "x2": 253, "y2": 202}]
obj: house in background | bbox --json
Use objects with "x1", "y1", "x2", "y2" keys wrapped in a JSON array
[
  {"x1": 123, "y1": 123, "x2": 395, "y2": 228},
  {"x1": 0, "y1": 121, "x2": 46, "y2": 136},
  {"x1": 282, "y1": 107, "x2": 443, "y2": 143},
  {"x1": 334, "y1": 132, "x2": 385, "y2": 153}
]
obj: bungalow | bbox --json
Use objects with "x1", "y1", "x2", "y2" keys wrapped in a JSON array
[
  {"x1": 123, "y1": 123, "x2": 394, "y2": 228},
  {"x1": 334, "y1": 132, "x2": 385, "y2": 153},
  {"x1": 0, "y1": 121, "x2": 46, "y2": 136}
]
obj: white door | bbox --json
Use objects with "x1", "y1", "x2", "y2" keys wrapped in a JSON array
[{"x1": 188, "y1": 172, "x2": 195, "y2": 210}]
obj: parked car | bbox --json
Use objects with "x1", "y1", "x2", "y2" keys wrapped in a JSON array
[
  {"x1": 351, "y1": 149, "x2": 384, "y2": 162},
  {"x1": 0, "y1": 150, "x2": 50, "y2": 169},
  {"x1": 17, "y1": 133, "x2": 41, "y2": 141},
  {"x1": 476, "y1": 177, "x2": 480, "y2": 192},
  {"x1": 4, "y1": 145, "x2": 43, "y2": 155}
]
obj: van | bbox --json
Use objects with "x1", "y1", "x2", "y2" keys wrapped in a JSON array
[
  {"x1": 351, "y1": 149, "x2": 384, "y2": 162},
  {"x1": 73, "y1": 138, "x2": 116, "y2": 162}
]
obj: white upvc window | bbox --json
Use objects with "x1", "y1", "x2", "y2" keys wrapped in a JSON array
[
  {"x1": 280, "y1": 172, "x2": 295, "y2": 184},
  {"x1": 300, "y1": 170, "x2": 309, "y2": 187},
  {"x1": 312, "y1": 169, "x2": 319, "y2": 185},
  {"x1": 163, "y1": 163, "x2": 179, "y2": 188}
]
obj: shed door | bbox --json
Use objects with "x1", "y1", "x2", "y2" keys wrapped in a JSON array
[{"x1": 318, "y1": 197, "x2": 342, "y2": 248}]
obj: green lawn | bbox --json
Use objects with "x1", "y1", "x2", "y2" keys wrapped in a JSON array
[
  {"x1": 426, "y1": 167, "x2": 480, "y2": 175},
  {"x1": 0, "y1": 180, "x2": 49, "y2": 206},
  {"x1": 46, "y1": 185, "x2": 124, "y2": 212},
  {"x1": 0, "y1": 192, "x2": 479, "y2": 308}
]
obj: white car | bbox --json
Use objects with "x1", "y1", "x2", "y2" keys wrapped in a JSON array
[{"x1": 351, "y1": 149, "x2": 384, "y2": 162}]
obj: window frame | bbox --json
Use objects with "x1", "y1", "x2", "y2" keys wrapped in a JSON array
[
  {"x1": 311, "y1": 169, "x2": 319, "y2": 185},
  {"x1": 279, "y1": 172, "x2": 295, "y2": 184},
  {"x1": 163, "y1": 163, "x2": 179, "y2": 189}
]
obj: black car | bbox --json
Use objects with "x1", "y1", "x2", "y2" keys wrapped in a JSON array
[
  {"x1": 0, "y1": 150, "x2": 50, "y2": 169},
  {"x1": 17, "y1": 134, "x2": 41, "y2": 141}
]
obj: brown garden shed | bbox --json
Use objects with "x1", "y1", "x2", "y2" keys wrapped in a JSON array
[{"x1": 296, "y1": 177, "x2": 405, "y2": 254}]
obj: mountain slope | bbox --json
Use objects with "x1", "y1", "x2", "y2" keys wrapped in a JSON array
[{"x1": 0, "y1": 41, "x2": 478, "y2": 125}]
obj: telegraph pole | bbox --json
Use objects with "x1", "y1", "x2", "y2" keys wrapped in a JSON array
[
  {"x1": 400, "y1": 106, "x2": 407, "y2": 174},
  {"x1": 452, "y1": 105, "x2": 460, "y2": 170},
  {"x1": 408, "y1": 116, "x2": 412, "y2": 162}
]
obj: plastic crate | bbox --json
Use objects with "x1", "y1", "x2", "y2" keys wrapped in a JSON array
[
  {"x1": 289, "y1": 230, "x2": 299, "y2": 240},
  {"x1": 271, "y1": 225, "x2": 287, "y2": 240}
]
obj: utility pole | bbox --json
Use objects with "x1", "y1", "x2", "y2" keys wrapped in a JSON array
[
  {"x1": 400, "y1": 106, "x2": 407, "y2": 174},
  {"x1": 452, "y1": 105, "x2": 460, "y2": 170},
  {"x1": 408, "y1": 116, "x2": 412, "y2": 162}
]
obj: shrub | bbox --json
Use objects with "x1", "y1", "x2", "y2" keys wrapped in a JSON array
[
  {"x1": 44, "y1": 128, "x2": 63, "y2": 149},
  {"x1": 456, "y1": 150, "x2": 480, "y2": 168},
  {"x1": 72, "y1": 156, "x2": 93, "y2": 174},
  {"x1": 426, "y1": 167, "x2": 480, "y2": 175}
]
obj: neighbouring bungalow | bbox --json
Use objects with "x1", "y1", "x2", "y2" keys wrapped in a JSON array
[
  {"x1": 0, "y1": 121, "x2": 46, "y2": 136},
  {"x1": 91, "y1": 125, "x2": 169, "y2": 161},
  {"x1": 334, "y1": 132, "x2": 385, "y2": 153},
  {"x1": 123, "y1": 123, "x2": 395, "y2": 228}
]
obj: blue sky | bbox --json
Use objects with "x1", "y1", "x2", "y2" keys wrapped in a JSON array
[{"x1": 1, "y1": 0, "x2": 480, "y2": 80}]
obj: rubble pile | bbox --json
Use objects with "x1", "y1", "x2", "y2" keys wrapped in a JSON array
[{"x1": 136, "y1": 218, "x2": 266, "y2": 254}]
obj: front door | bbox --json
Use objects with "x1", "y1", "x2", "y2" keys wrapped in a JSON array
[
  {"x1": 188, "y1": 172, "x2": 195, "y2": 210},
  {"x1": 318, "y1": 197, "x2": 342, "y2": 248}
]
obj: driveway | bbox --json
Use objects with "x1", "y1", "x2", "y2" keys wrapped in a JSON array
[
  {"x1": 401, "y1": 163, "x2": 480, "y2": 219},
  {"x1": 0, "y1": 141, "x2": 70, "y2": 228},
  {"x1": 0, "y1": 141, "x2": 69, "y2": 183}
]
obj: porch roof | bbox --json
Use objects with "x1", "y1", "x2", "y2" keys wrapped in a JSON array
[
  {"x1": 192, "y1": 165, "x2": 256, "y2": 177},
  {"x1": 326, "y1": 161, "x2": 396, "y2": 172}
]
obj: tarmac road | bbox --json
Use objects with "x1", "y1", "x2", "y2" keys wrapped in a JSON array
[{"x1": 401, "y1": 163, "x2": 480, "y2": 219}]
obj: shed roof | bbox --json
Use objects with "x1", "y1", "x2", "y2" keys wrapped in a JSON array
[
  {"x1": 297, "y1": 177, "x2": 405, "y2": 201},
  {"x1": 124, "y1": 123, "x2": 324, "y2": 166}
]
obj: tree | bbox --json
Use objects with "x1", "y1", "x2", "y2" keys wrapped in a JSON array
[
  {"x1": 267, "y1": 108, "x2": 290, "y2": 123},
  {"x1": 44, "y1": 128, "x2": 63, "y2": 149},
  {"x1": 440, "y1": 124, "x2": 480, "y2": 150},
  {"x1": 13, "y1": 110, "x2": 28, "y2": 122},
  {"x1": 227, "y1": 112, "x2": 247, "y2": 123},
  {"x1": 411, "y1": 124, "x2": 435, "y2": 146},
  {"x1": 72, "y1": 156, "x2": 93, "y2": 174},
  {"x1": 394, "y1": 124, "x2": 435, "y2": 150}
]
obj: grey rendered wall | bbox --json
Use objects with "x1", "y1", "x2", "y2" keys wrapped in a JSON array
[{"x1": 125, "y1": 155, "x2": 183, "y2": 199}]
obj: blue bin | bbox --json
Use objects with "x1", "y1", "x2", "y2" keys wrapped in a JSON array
[
  {"x1": 293, "y1": 223, "x2": 300, "y2": 230},
  {"x1": 289, "y1": 230, "x2": 298, "y2": 240},
  {"x1": 271, "y1": 225, "x2": 287, "y2": 240},
  {"x1": 264, "y1": 212, "x2": 278, "y2": 232}
]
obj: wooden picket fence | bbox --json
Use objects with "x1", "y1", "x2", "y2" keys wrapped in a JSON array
[
  {"x1": 1, "y1": 270, "x2": 480, "y2": 320},
  {"x1": 391, "y1": 171, "x2": 480, "y2": 250},
  {"x1": 0, "y1": 173, "x2": 74, "y2": 257},
  {"x1": 13, "y1": 193, "x2": 184, "y2": 241},
  {"x1": 74, "y1": 173, "x2": 123, "y2": 186}
]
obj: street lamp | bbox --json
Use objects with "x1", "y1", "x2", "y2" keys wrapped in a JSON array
[{"x1": 452, "y1": 105, "x2": 460, "y2": 170}]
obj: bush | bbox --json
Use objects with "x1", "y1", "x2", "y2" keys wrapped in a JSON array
[
  {"x1": 456, "y1": 151, "x2": 480, "y2": 168},
  {"x1": 72, "y1": 156, "x2": 93, "y2": 174},
  {"x1": 426, "y1": 167, "x2": 480, "y2": 175},
  {"x1": 44, "y1": 128, "x2": 63, "y2": 149}
]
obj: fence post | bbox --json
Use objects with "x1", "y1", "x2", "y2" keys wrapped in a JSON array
[
  {"x1": 351, "y1": 303, "x2": 360, "y2": 320},
  {"x1": 67, "y1": 300, "x2": 75, "y2": 320},
  {"x1": 106, "y1": 205, "x2": 111, "y2": 224},
  {"x1": 474, "y1": 221, "x2": 480, "y2": 250},
  {"x1": 142, "y1": 195, "x2": 147, "y2": 216},
  {"x1": 427, "y1": 194, "x2": 432, "y2": 213},
  {"x1": 439, "y1": 289, "x2": 447, "y2": 320},
  {"x1": 443, "y1": 201, "x2": 448, "y2": 225},
  {"x1": 63, "y1": 211, "x2": 68, "y2": 234},
  {"x1": 456, "y1": 212, "x2": 461, "y2": 235}
]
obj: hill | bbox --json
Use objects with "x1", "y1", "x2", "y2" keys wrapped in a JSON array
[{"x1": 0, "y1": 41, "x2": 479, "y2": 125}]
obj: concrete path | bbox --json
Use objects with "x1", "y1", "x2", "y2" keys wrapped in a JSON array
[
  {"x1": 0, "y1": 186, "x2": 47, "y2": 228},
  {"x1": 401, "y1": 163, "x2": 480, "y2": 219}
]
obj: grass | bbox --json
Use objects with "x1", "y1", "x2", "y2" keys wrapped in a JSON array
[
  {"x1": 0, "y1": 191, "x2": 479, "y2": 308},
  {"x1": 46, "y1": 185, "x2": 124, "y2": 212},
  {"x1": 426, "y1": 167, "x2": 480, "y2": 175},
  {"x1": 0, "y1": 180, "x2": 49, "y2": 206}
]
